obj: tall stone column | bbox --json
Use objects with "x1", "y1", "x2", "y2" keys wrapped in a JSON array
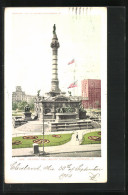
[{"x1": 50, "y1": 24, "x2": 60, "y2": 96}]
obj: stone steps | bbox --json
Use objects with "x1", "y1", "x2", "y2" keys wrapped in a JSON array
[
  {"x1": 50, "y1": 120, "x2": 93, "y2": 131},
  {"x1": 13, "y1": 122, "x2": 50, "y2": 132}
]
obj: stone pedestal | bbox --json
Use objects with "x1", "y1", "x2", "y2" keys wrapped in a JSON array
[
  {"x1": 55, "y1": 113, "x2": 77, "y2": 122},
  {"x1": 23, "y1": 112, "x2": 32, "y2": 121}
]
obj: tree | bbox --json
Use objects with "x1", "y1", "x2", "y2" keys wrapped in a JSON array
[
  {"x1": 12, "y1": 102, "x2": 18, "y2": 110},
  {"x1": 29, "y1": 99, "x2": 35, "y2": 111},
  {"x1": 17, "y1": 101, "x2": 28, "y2": 111}
]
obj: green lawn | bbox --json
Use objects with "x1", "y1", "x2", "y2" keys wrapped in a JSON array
[
  {"x1": 12, "y1": 111, "x2": 34, "y2": 116},
  {"x1": 12, "y1": 134, "x2": 72, "y2": 149},
  {"x1": 12, "y1": 113, "x2": 23, "y2": 116},
  {"x1": 81, "y1": 131, "x2": 101, "y2": 145},
  {"x1": 12, "y1": 111, "x2": 23, "y2": 116}
]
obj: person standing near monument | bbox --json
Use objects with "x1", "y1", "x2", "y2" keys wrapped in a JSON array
[{"x1": 76, "y1": 132, "x2": 79, "y2": 141}]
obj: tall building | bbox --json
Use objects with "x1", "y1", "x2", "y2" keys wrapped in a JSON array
[
  {"x1": 12, "y1": 86, "x2": 36, "y2": 103},
  {"x1": 12, "y1": 86, "x2": 26, "y2": 102},
  {"x1": 81, "y1": 79, "x2": 101, "y2": 109}
]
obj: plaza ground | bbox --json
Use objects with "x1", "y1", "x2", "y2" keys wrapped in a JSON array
[{"x1": 12, "y1": 124, "x2": 101, "y2": 157}]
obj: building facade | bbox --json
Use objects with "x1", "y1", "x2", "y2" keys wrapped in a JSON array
[
  {"x1": 25, "y1": 95, "x2": 36, "y2": 103},
  {"x1": 12, "y1": 86, "x2": 26, "y2": 102},
  {"x1": 81, "y1": 79, "x2": 101, "y2": 109},
  {"x1": 12, "y1": 86, "x2": 35, "y2": 103}
]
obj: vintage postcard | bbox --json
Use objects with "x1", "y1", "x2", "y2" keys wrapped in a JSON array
[{"x1": 4, "y1": 7, "x2": 107, "y2": 183}]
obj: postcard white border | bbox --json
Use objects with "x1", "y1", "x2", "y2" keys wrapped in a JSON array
[{"x1": 4, "y1": 7, "x2": 107, "y2": 183}]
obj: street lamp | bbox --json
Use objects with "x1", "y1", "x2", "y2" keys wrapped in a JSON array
[
  {"x1": 43, "y1": 105, "x2": 44, "y2": 154},
  {"x1": 42, "y1": 97, "x2": 45, "y2": 155}
]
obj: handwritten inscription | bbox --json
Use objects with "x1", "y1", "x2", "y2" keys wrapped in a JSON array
[
  {"x1": 59, "y1": 173, "x2": 72, "y2": 180},
  {"x1": 10, "y1": 162, "x2": 41, "y2": 171},
  {"x1": 10, "y1": 162, "x2": 102, "y2": 181},
  {"x1": 43, "y1": 165, "x2": 54, "y2": 171},
  {"x1": 89, "y1": 173, "x2": 100, "y2": 181},
  {"x1": 59, "y1": 164, "x2": 102, "y2": 172}
]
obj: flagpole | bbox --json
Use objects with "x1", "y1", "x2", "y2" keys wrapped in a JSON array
[
  {"x1": 67, "y1": 59, "x2": 78, "y2": 96},
  {"x1": 74, "y1": 61, "x2": 76, "y2": 96}
]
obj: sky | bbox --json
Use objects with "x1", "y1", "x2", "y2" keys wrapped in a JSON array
[{"x1": 5, "y1": 7, "x2": 107, "y2": 96}]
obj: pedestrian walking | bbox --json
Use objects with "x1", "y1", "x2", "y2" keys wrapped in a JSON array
[{"x1": 76, "y1": 133, "x2": 79, "y2": 141}]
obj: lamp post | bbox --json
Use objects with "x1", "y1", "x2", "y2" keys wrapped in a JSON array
[
  {"x1": 43, "y1": 105, "x2": 44, "y2": 154},
  {"x1": 42, "y1": 97, "x2": 45, "y2": 155}
]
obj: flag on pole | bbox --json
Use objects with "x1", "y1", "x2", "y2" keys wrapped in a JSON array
[
  {"x1": 68, "y1": 80, "x2": 77, "y2": 88},
  {"x1": 68, "y1": 59, "x2": 75, "y2": 65}
]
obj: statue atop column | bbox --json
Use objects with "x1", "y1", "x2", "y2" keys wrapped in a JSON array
[
  {"x1": 37, "y1": 89, "x2": 41, "y2": 97},
  {"x1": 53, "y1": 24, "x2": 56, "y2": 34}
]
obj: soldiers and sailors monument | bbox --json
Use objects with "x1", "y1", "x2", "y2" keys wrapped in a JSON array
[
  {"x1": 33, "y1": 24, "x2": 92, "y2": 132},
  {"x1": 13, "y1": 25, "x2": 93, "y2": 132}
]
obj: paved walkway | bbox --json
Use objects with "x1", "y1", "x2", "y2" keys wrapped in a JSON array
[{"x1": 12, "y1": 128, "x2": 101, "y2": 157}]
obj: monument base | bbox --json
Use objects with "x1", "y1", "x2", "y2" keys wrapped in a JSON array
[
  {"x1": 45, "y1": 90, "x2": 66, "y2": 97},
  {"x1": 23, "y1": 112, "x2": 32, "y2": 121},
  {"x1": 49, "y1": 119, "x2": 93, "y2": 132},
  {"x1": 55, "y1": 113, "x2": 77, "y2": 122}
]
